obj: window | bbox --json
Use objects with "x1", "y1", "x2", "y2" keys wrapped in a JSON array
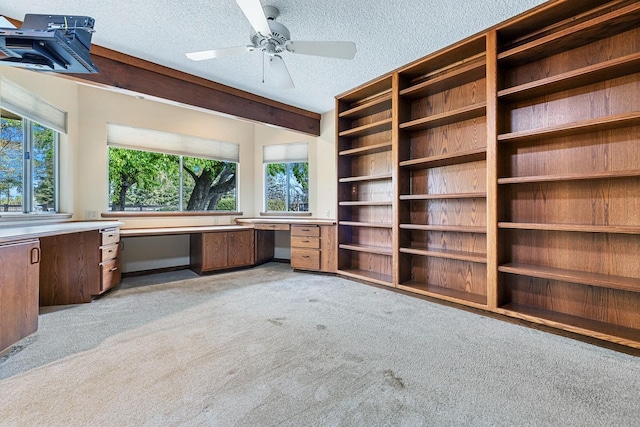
[
  {"x1": 107, "y1": 124, "x2": 239, "y2": 212},
  {"x1": 0, "y1": 110, "x2": 59, "y2": 213},
  {"x1": 263, "y1": 142, "x2": 308, "y2": 212}
]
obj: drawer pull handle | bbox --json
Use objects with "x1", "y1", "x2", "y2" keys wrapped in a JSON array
[
  {"x1": 302, "y1": 240, "x2": 309, "y2": 243},
  {"x1": 302, "y1": 255, "x2": 309, "y2": 258},
  {"x1": 30, "y1": 247, "x2": 41, "y2": 264},
  {"x1": 107, "y1": 234, "x2": 114, "y2": 238},
  {"x1": 108, "y1": 267, "x2": 119, "y2": 272}
]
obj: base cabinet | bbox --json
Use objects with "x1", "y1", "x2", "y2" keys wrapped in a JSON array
[
  {"x1": 291, "y1": 225, "x2": 337, "y2": 273},
  {"x1": 39, "y1": 228, "x2": 121, "y2": 306},
  {"x1": 0, "y1": 240, "x2": 40, "y2": 353},
  {"x1": 190, "y1": 230, "x2": 255, "y2": 274}
]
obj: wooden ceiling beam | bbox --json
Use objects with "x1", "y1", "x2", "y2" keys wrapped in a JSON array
[
  {"x1": 70, "y1": 46, "x2": 321, "y2": 136},
  {"x1": 4, "y1": 16, "x2": 321, "y2": 136}
]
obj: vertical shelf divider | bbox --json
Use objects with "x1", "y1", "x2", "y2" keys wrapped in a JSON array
[{"x1": 485, "y1": 30, "x2": 499, "y2": 310}]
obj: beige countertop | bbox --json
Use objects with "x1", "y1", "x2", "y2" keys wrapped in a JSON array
[
  {"x1": 0, "y1": 221, "x2": 124, "y2": 244},
  {"x1": 120, "y1": 225, "x2": 251, "y2": 237},
  {"x1": 235, "y1": 217, "x2": 336, "y2": 225}
]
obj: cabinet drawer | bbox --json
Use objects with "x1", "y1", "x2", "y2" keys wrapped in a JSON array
[
  {"x1": 291, "y1": 236, "x2": 320, "y2": 249},
  {"x1": 101, "y1": 258, "x2": 121, "y2": 293},
  {"x1": 254, "y1": 223, "x2": 290, "y2": 231},
  {"x1": 101, "y1": 228, "x2": 120, "y2": 246},
  {"x1": 101, "y1": 243, "x2": 120, "y2": 262},
  {"x1": 291, "y1": 248, "x2": 320, "y2": 270},
  {"x1": 291, "y1": 225, "x2": 319, "y2": 237}
]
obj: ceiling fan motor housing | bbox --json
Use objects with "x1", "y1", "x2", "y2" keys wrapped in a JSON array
[{"x1": 250, "y1": 7, "x2": 289, "y2": 54}]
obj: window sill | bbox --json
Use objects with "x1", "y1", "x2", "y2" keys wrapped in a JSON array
[
  {"x1": 0, "y1": 212, "x2": 72, "y2": 222},
  {"x1": 101, "y1": 211, "x2": 243, "y2": 218},
  {"x1": 0, "y1": 213, "x2": 73, "y2": 229}
]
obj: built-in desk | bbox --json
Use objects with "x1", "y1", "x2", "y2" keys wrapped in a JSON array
[
  {"x1": 234, "y1": 218, "x2": 337, "y2": 273},
  {"x1": 0, "y1": 220, "x2": 123, "y2": 353},
  {"x1": 119, "y1": 218, "x2": 337, "y2": 275}
]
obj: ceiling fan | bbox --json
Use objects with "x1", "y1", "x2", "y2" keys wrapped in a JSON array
[{"x1": 185, "y1": 0, "x2": 357, "y2": 90}]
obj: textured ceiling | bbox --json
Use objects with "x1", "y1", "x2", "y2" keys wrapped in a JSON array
[{"x1": 1, "y1": 0, "x2": 546, "y2": 114}]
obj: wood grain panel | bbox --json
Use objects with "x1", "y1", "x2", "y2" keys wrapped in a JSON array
[
  {"x1": 228, "y1": 230, "x2": 254, "y2": 268},
  {"x1": 350, "y1": 109, "x2": 393, "y2": 130},
  {"x1": 500, "y1": 126, "x2": 640, "y2": 178},
  {"x1": 502, "y1": 27, "x2": 640, "y2": 88},
  {"x1": 320, "y1": 225, "x2": 338, "y2": 273},
  {"x1": 409, "y1": 256, "x2": 487, "y2": 297},
  {"x1": 201, "y1": 232, "x2": 228, "y2": 271},
  {"x1": 502, "y1": 229, "x2": 640, "y2": 279},
  {"x1": 408, "y1": 117, "x2": 487, "y2": 162},
  {"x1": 502, "y1": 274, "x2": 640, "y2": 329},
  {"x1": 68, "y1": 46, "x2": 320, "y2": 136},
  {"x1": 410, "y1": 79, "x2": 487, "y2": 121},
  {"x1": 255, "y1": 230, "x2": 275, "y2": 265},
  {"x1": 346, "y1": 252, "x2": 393, "y2": 278},
  {"x1": 346, "y1": 150, "x2": 393, "y2": 177},
  {"x1": 0, "y1": 240, "x2": 39, "y2": 352},
  {"x1": 501, "y1": 178, "x2": 640, "y2": 226},
  {"x1": 505, "y1": 74, "x2": 640, "y2": 133},
  {"x1": 410, "y1": 160, "x2": 487, "y2": 196},
  {"x1": 407, "y1": 230, "x2": 487, "y2": 256},
  {"x1": 39, "y1": 231, "x2": 101, "y2": 305}
]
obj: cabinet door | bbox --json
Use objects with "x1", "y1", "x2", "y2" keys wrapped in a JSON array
[
  {"x1": 0, "y1": 240, "x2": 40, "y2": 352},
  {"x1": 228, "y1": 230, "x2": 254, "y2": 267},
  {"x1": 202, "y1": 232, "x2": 229, "y2": 271},
  {"x1": 39, "y1": 231, "x2": 101, "y2": 305}
]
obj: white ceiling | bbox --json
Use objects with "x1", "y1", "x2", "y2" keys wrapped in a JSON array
[{"x1": 1, "y1": 0, "x2": 546, "y2": 114}]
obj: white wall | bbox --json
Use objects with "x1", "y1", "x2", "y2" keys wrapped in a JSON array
[{"x1": 0, "y1": 67, "x2": 337, "y2": 272}]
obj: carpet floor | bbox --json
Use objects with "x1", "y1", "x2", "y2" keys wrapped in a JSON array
[{"x1": 0, "y1": 263, "x2": 638, "y2": 426}]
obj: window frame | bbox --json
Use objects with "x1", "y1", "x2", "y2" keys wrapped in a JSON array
[
  {"x1": 263, "y1": 161, "x2": 309, "y2": 214},
  {"x1": 0, "y1": 113, "x2": 60, "y2": 214},
  {"x1": 106, "y1": 145, "x2": 239, "y2": 214}
]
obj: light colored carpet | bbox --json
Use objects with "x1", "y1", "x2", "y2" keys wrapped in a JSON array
[{"x1": 0, "y1": 263, "x2": 639, "y2": 426}]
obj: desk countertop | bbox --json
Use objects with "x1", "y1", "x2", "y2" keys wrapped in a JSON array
[
  {"x1": 119, "y1": 218, "x2": 337, "y2": 237},
  {"x1": 235, "y1": 217, "x2": 336, "y2": 225},
  {"x1": 0, "y1": 221, "x2": 124, "y2": 244},
  {"x1": 120, "y1": 225, "x2": 251, "y2": 237}
]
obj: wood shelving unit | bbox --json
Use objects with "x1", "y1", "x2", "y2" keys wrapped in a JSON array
[
  {"x1": 336, "y1": 75, "x2": 395, "y2": 287},
  {"x1": 495, "y1": 0, "x2": 640, "y2": 349},
  {"x1": 393, "y1": 34, "x2": 489, "y2": 306},
  {"x1": 335, "y1": 0, "x2": 640, "y2": 350}
]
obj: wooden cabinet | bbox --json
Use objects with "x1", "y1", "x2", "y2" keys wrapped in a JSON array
[
  {"x1": 336, "y1": 75, "x2": 394, "y2": 286},
  {"x1": 291, "y1": 225, "x2": 320, "y2": 270},
  {"x1": 190, "y1": 229, "x2": 255, "y2": 274},
  {"x1": 336, "y1": 1, "x2": 640, "y2": 349},
  {"x1": 39, "y1": 227, "x2": 121, "y2": 305},
  {"x1": 290, "y1": 225, "x2": 337, "y2": 273},
  {"x1": 100, "y1": 228, "x2": 121, "y2": 294},
  {"x1": 0, "y1": 240, "x2": 40, "y2": 353}
]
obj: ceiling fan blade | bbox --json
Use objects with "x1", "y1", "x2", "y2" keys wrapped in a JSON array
[
  {"x1": 285, "y1": 41, "x2": 357, "y2": 60},
  {"x1": 269, "y1": 55, "x2": 294, "y2": 90},
  {"x1": 185, "y1": 46, "x2": 254, "y2": 61},
  {"x1": 236, "y1": 0, "x2": 272, "y2": 37}
]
